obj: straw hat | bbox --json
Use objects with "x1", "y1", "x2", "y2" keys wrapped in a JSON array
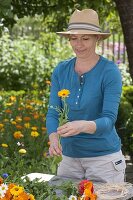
[{"x1": 56, "y1": 9, "x2": 111, "y2": 40}]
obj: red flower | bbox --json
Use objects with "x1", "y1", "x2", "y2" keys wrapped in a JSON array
[{"x1": 78, "y1": 180, "x2": 94, "y2": 195}]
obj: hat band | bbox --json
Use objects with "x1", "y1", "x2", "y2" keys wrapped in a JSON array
[{"x1": 67, "y1": 23, "x2": 101, "y2": 32}]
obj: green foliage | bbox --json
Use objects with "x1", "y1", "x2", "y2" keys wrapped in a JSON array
[
  {"x1": 0, "y1": 0, "x2": 120, "y2": 33},
  {"x1": 0, "y1": 33, "x2": 73, "y2": 90},
  {"x1": 116, "y1": 86, "x2": 133, "y2": 155},
  {"x1": 1, "y1": 174, "x2": 78, "y2": 199},
  {"x1": 0, "y1": 90, "x2": 59, "y2": 177},
  {"x1": 122, "y1": 85, "x2": 133, "y2": 106}
]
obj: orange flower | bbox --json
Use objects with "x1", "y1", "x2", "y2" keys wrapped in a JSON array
[
  {"x1": 0, "y1": 177, "x2": 3, "y2": 185},
  {"x1": 90, "y1": 194, "x2": 97, "y2": 200},
  {"x1": 23, "y1": 117, "x2": 31, "y2": 121},
  {"x1": 84, "y1": 181, "x2": 94, "y2": 192},
  {"x1": 16, "y1": 125, "x2": 23, "y2": 130},
  {"x1": 58, "y1": 89, "x2": 70, "y2": 98},
  {"x1": 84, "y1": 188, "x2": 92, "y2": 197},
  {"x1": 42, "y1": 127, "x2": 47, "y2": 131},
  {"x1": 14, "y1": 191, "x2": 29, "y2": 200},
  {"x1": 45, "y1": 80, "x2": 51, "y2": 85},
  {"x1": 13, "y1": 131, "x2": 24, "y2": 139},
  {"x1": 5, "y1": 109, "x2": 12, "y2": 114},
  {"x1": 47, "y1": 141, "x2": 50, "y2": 146},
  {"x1": 33, "y1": 113, "x2": 39, "y2": 119}
]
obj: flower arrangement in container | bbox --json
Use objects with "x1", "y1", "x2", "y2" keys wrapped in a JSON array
[{"x1": 0, "y1": 174, "x2": 35, "y2": 200}]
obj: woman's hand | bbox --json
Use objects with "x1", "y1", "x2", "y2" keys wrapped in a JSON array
[
  {"x1": 49, "y1": 132, "x2": 62, "y2": 156},
  {"x1": 57, "y1": 120, "x2": 96, "y2": 137}
]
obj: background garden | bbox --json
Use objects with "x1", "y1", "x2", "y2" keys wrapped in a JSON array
[{"x1": 0, "y1": 0, "x2": 133, "y2": 199}]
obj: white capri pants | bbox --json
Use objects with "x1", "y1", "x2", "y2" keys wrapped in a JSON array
[{"x1": 57, "y1": 150, "x2": 126, "y2": 183}]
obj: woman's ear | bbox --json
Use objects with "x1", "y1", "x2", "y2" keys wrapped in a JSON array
[{"x1": 97, "y1": 35, "x2": 102, "y2": 41}]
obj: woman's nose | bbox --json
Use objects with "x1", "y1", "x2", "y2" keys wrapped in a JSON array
[{"x1": 76, "y1": 39, "x2": 83, "y2": 46}]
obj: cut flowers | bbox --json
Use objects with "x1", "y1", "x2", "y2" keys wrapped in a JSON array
[
  {"x1": 49, "y1": 89, "x2": 70, "y2": 163},
  {"x1": 0, "y1": 174, "x2": 35, "y2": 200}
]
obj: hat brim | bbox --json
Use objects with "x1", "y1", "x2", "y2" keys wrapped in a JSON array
[{"x1": 56, "y1": 30, "x2": 111, "y2": 40}]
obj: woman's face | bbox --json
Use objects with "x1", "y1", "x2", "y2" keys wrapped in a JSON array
[{"x1": 69, "y1": 34, "x2": 98, "y2": 59}]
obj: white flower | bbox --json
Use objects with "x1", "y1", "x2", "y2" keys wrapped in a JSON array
[
  {"x1": 0, "y1": 183, "x2": 8, "y2": 198},
  {"x1": 80, "y1": 194, "x2": 86, "y2": 200},
  {"x1": 68, "y1": 195, "x2": 77, "y2": 200}
]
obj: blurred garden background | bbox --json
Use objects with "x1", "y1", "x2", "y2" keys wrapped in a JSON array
[{"x1": 0, "y1": 0, "x2": 133, "y2": 199}]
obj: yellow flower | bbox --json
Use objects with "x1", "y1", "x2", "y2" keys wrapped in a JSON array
[
  {"x1": 31, "y1": 131, "x2": 39, "y2": 137},
  {"x1": 10, "y1": 96, "x2": 16, "y2": 101},
  {"x1": 15, "y1": 116, "x2": 22, "y2": 122},
  {"x1": 5, "y1": 102, "x2": 13, "y2": 106},
  {"x1": 10, "y1": 185, "x2": 24, "y2": 196},
  {"x1": 19, "y1": 149, "x2": 27, "y2": 154},
  {"x1": 24, "y1": 123, "x2": 30, "y2": 128},
  {"x1": 68, "y1": 195, "x2": 77, "y2": 200},
  {"x1": 28, "y1": 194, "x2": 35, "y2": 200},
  {"x1": 11, "y1": 121, "x2": 17, "y2": 125},
  {"x1": 58, "y1": 89, "x2": 70, "y2": 98},
  {"x1": 0, "y1": 123, "x2": 4, "y2": 129},
  {"x1": 3, "y1": 119, "x2": 9, "y2": 122},
  {"x1": 13, "y1": 131, "x2": 24, "y2": 139},
  {"x1": 25, "y1": 105, "x2": 33, "y2": 109},
  {"x1": 1, "y1": 143, "x2": 8, "y2": 148},
  {"x1": 31, "y1": 126, "x2": 38, "y2": 131},
  {"x1": 43, "y1": 152, "x2": 47, "y2": 157}
]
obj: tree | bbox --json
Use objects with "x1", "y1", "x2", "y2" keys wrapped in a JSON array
[
  {"x1": 0, "y1": 0, "x2": 118, "y2": 32},
  {"x1": 114, "y1": 0, "x2": 133, "y2": 81}
]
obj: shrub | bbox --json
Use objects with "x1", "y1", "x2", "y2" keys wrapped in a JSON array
[
  {"x1": 116, "y1": 86, "x2": 133, "y2": 155},
  {"x1": 0, "y1": 33, "x2": 73, "y2": 91}
]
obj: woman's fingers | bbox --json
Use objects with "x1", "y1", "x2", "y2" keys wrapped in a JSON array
[
  {"x1": 49, "y1": 142, "x2": 62, "y2": 156},
  {"x1": 49, "y1": 132, "x2": 62, "y2": 156}
]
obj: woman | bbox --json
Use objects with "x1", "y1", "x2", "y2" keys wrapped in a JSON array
[{"x1": 46, "y1": 8, "x2": 126, "y2": 183}]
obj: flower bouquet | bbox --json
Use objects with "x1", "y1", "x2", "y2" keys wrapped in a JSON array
[
  {"x1": 49, "y1": 89, "x2": 70, "y2": 164},
  {"x1": 0, "y1": 174, "x2": 35, "y2": 200}
]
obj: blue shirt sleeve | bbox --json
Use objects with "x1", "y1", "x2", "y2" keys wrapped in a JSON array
[{"x1": 94, "y1": 65, "x2": 122, "y2": 134}]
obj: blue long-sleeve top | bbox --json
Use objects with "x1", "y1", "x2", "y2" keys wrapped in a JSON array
[{"x1": 46, "y1": 56, "x2": 122, "y2": 158}]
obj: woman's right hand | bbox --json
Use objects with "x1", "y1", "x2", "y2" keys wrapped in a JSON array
[{"x1": 49, "y1": 132, "x2": 62, "y2": 156}]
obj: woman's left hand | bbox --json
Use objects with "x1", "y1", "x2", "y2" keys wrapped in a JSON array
[{"x1": 57, "y1": 120, "x2": 96, "y2": 137}]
